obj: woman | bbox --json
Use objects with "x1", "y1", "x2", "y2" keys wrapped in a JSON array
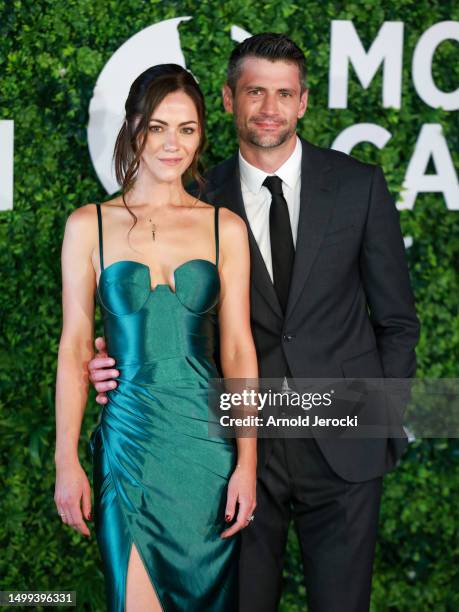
[{"x1": 54, "y1": 64, "x2": 258, "y2": 611}]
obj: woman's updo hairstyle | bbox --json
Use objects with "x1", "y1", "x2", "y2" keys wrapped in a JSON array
[{"x1": 113, "y1": 64, "x2": 207, "y2": 230}]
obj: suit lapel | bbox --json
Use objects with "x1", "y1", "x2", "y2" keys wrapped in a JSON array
[
  {"x1": 206, "y1": 156, "x2": 283, "y2": 318},
  {"x1": 284, "y1": 139, "x2": 338, "y2": 320}
]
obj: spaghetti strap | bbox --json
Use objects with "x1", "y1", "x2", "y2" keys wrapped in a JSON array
[
  {"x1": 214, "y1": 205, "x2": 220, "y2": 268},
  {"x1": 95, "y1": 203, "x2": 104, "y2": 271}
]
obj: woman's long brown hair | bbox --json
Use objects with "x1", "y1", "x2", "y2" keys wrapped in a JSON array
[{"x1": 113, "y1": 64, "x2": 207, "y2": 234}]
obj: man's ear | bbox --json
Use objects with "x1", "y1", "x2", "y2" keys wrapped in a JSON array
[
  {"x1": 222, "y1": 84, "x2": 234, "y2": 114},
  {"x1": 298, "y1": 88, "x2": 308, "y2": 118}
]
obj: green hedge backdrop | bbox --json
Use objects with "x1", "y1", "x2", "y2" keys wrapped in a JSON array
[{"x1": 1, "y1": 1, "x2": 458, "y2": 610}]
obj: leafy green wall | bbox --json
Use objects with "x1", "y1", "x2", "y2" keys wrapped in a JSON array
[{"x1": 0, "y1": 1, "x2": 458, "y2": 610}]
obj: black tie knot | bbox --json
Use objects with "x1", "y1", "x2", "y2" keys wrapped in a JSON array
[{"x1": 263, "y1": 175, "x2": 284, "y2": 196}]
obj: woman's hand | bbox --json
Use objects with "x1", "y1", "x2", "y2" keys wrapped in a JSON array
[
  {"x1": 220, "y1": 464, "x2": 257, "y2": 539},
  {"x1": 54, "y1": 460, "x2": 92, "y2": 538}
]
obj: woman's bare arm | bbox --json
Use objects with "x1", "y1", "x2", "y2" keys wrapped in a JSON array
[
  {"x1": 216, "y1": 207, "x2": 258, "y2": 539},
  {"x1": 54, "y1": 204, "x2": 97, "y2": 536}
]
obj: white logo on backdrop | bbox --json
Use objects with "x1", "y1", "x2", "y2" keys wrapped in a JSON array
[
  {"x1": 329, "y1": 20, "x2": 459, "y2": 210},
  {"x1": 0, "y1": 120, "x2": 14, "y2": 211},
  {"x1": 87, "y1": 17, "x2": 192, "y2": 194}
]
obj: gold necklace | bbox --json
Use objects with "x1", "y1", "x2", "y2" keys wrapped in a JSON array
[{"x1": 146, "y1": 197, "x2": 200, "y2": 241}]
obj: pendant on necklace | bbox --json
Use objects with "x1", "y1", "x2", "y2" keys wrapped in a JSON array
[{"x1": 149, "y1": 218, "x2": 157, "y2": 241}]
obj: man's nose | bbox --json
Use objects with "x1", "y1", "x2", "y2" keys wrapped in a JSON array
[{"x1": 259, "y1": 93, "x2": 279, "y2": 114}]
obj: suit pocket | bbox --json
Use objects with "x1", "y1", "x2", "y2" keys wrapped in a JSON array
[{"x1": 341, "y1": 348, "x2": 384, "y2": 378}]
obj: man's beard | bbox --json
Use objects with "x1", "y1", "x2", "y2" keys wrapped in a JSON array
[{"x1": 236, "y1": 116, "x2": 294, "y2": 149}]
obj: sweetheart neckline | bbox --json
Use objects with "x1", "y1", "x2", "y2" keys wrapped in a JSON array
[{"x1": 97, "y1": 258, "x2": 218, "y2": 294}]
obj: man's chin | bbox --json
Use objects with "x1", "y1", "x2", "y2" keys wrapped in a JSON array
[{"x1": 246, "y1": 129, "x2": 292, "y2": 149}]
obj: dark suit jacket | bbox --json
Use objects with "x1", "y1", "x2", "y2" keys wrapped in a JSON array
[{"x1": 190, "y1": 136, "x2": 420, "y2": 482}]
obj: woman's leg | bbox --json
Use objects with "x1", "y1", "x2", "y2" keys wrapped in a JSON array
[{"x1": 125, "y1": 543, "x2": 163, "y2": 612}]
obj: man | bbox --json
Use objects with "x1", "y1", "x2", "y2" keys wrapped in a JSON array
[{"x1": 89, "y1": 33, "x2": 420, "y2": 611}]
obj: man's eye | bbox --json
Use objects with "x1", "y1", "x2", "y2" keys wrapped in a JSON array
[
  {"x1": 249, "y1": 90, "x2": 262, "y2": 95},
  {"x1": 280, "y1": 92, "x2": 292, "y2": 97}
]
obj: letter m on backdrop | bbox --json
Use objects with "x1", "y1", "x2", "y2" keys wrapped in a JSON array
[{"x1": 328, "y1": 20, "x2": 404, "y2": 109}]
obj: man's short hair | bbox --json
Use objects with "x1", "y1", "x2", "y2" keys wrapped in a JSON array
[{"x1": 226, "y1": 32, "x2": 308, "y2": 94}]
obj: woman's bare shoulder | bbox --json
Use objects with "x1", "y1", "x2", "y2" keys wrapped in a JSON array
[
  {"x1": 65, "y1": 197, "x2": 122, "y2": 230},
  {"x1": 65, "y1": 203, "x2": 98, "y2": 233},
  {"x1": 60, "y1": 207, "x2": 100, "y2": 272}
]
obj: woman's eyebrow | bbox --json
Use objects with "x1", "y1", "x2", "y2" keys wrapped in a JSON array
[{"x1": 149, "y1": 119, "x2": 198, "y2": 126}]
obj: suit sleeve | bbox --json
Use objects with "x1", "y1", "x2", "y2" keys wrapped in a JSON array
[{"x1": 359, "y1": 164, "x2": 420, "y2": 378}]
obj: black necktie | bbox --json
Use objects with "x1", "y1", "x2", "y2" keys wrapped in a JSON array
[{"x1": 263, "y1": 175, "x2": 295, "y2": 314}]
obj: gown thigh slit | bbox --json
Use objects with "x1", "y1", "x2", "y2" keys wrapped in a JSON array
[
  {"x1": 126, "y1": 543, "x2": 163, "y2": 612},
  {"x1": 88, "y1": 203, "x2": 238, "y2": 612}
]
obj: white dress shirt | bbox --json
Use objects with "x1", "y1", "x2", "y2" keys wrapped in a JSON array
[{"x1": 238, "y1": 135, "x2": 302, "y2": 283}]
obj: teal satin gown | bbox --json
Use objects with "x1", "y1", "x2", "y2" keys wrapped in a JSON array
[{"x1": 88, "y1": 203, "x2": 239, "y2": 611}]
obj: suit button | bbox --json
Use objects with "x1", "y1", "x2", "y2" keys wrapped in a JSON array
[{"x1": 282, "y1": 334, "x2": 294, "y2": 342}]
